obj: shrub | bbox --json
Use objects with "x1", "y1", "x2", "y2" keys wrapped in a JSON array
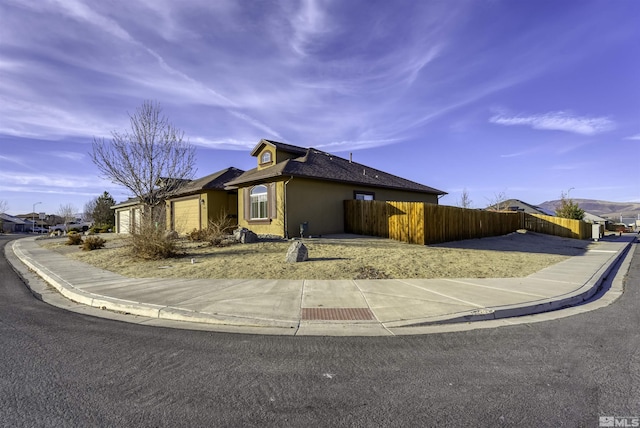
[
  {"x1": 207, "y1": 211, "x2": 236, "y2": 237},
  {"x1": 130, "y1": 225, "x2": 179, "y2": 260},
  {"x1": 187, "y1": 228, "x2": 209, "y2": 242},
  {"x1": 66, "y1": 233, "x2": 84, "y2": 245},
  {"x1": 186, "y1": 211, "x2": 236, "y2": 247},
  {"x1": 82, "y1": 236, "x2": 106, "y2": 251}
]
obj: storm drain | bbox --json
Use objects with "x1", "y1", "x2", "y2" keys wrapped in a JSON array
[{"x1": 302, "y1": 307, "x2": 376, "y2": 321}]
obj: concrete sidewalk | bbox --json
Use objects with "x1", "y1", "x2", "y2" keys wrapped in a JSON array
[{"x1": 8, "y1": 234, "x2": 636, "y2": 336}]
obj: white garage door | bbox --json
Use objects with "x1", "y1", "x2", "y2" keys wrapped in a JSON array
[
  {"x1": 172, "y1": 197, "x2": 200, "y2": 234},
  {"x1": 118, "y1": 210, "x2": 130, "y2": 234}
]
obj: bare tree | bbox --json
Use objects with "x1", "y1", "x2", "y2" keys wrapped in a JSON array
[
  {"x1": 486, "y1": 190, "x2": 509, "y2": 211},
  {"x1": 83, "y1": 199, "x2": 96, "y2": 223},
  {"x1": 457, "y1": 188, "x2": 473, "y2": 209},
  {"x1": 91, "y1": 101, "x2": 196, "y2": 225},
  {"x1": 57, "y1": 204, "x2": 77, "y2": 229}
]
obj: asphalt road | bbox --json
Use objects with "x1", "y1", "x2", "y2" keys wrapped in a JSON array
[{"x1": 1, "y1": 235, "x2": 639, "y2": 427}]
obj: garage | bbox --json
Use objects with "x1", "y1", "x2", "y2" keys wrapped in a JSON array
[
  {"x1": 117, "y1": 210, "x2": 130, "y2": 234},
  {"x1": 171, "y1": 197, "x2": 201, "y2": 234}
]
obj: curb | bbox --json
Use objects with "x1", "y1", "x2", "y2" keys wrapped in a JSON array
[
  {"x1": 10, "y1": 239, "x2": 298, "y2": 330},
  {"x1": 390, "y1": 238, "x2": 635, "y2": 327},
  {"x1": 8, "y1": 235, "x2": 637, "y2": 335}
]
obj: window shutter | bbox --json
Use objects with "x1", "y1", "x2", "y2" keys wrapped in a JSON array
[
  {"x1": 243, "y1": 188, "x2": 251, "y2": 221},
  {"x1": 268, "y1": 183, "x2": 277, "y2": 219}
]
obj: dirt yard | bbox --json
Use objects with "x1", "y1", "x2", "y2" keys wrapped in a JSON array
[{"x1": 37, "y1": 231, "x2": 594, "y2": 280}]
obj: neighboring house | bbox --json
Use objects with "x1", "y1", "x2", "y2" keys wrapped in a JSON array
[
  {"x1": 111, "y1": 197, "x2": 143, "y2": 234},
  {"x1": 1, "y1": 213, "x2": 27, "y2": 233},
  {"x1": 16, "y1": 212, "x2": 48, "y2": 230},
  {"x1": 165, "y1": 167, "x2": 244, "y2": 234},
  {"x1": 486, "y1": 199, "x2": 552, "y2": 215},
  {"x1": 582, "y1": 211, "x2": 608, "y2": 225},
  {"x1": 224, "y1": 139, "x2": 447, "y2": 238}
]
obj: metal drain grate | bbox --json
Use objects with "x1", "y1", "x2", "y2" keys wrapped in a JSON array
[{"x1": 302, "y1": 307, "x2": 376, "y2": 321}]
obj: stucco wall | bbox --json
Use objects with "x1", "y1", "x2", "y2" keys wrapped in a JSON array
[
  {"x1": 237, "y1": 181, "x2": 286, "y2": 236},
  {"x1": 166, "y1": 190, "x2": 239, "y2": 233},
  {"x1": 203, "y1": 191, "x2": 238, "y2": 228},
  {"x1": 285, "y1": 178, "x2": 439, "y2": 238},
  {"x1": 237, "y1": 178, "x2": 439, "y2": 238}
]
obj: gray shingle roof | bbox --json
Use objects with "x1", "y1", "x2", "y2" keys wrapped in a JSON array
[
  {"x1": 111, "y1": 168, "x2": 245, "y2": 209},
  {"x1": 168, "y1": 167, "x2": 244, "y2": 197},
  {"x1": 226, "y1": 143, "x2": 446, "y2": 195},
  {"x1": 485, "y1": 199, "x2": 551, "y2": 215}
]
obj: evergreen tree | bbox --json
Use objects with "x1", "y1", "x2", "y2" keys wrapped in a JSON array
[
  {"x1": 90, "y1": 191, "x2": 116, "y2": 228},
  {"x1": 555, "y1": 191, "x2": 585, "y2": 220}
]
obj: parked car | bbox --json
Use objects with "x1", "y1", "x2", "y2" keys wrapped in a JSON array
[
  {"x1": 49, "y1": 221, "x2": 92, "y2": 233},
  {"x1": 32, "y1": 227, "x2": 49, "y2": 233}
]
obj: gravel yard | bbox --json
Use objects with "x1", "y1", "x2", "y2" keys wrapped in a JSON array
[{"x1": 37, "y1": 230, "x2": 593, "y2": 280}]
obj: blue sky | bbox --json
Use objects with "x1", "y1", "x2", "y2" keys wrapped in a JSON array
[{"x1": 1, "y1": 0, "x2": 638, "y2": 216}]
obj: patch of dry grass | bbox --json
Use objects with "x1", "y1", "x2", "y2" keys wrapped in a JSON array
[{"x1": 37, "y1": 231, "x2": 591, "y2": 280}]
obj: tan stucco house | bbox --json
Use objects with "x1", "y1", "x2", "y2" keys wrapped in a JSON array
[
  {"x1": 165, "y1": 167, "x2": 244, "y2": 234},
  {"x1": 225, "y1": 139, "x2": 446, "y2": 238}
]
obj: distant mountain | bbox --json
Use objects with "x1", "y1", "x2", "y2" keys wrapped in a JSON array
[{"x1": 538, "y1": 199, "x2": 640, "y2": 219}]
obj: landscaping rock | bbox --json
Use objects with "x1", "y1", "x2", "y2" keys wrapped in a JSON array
[
  {"x1": 285, "y1": 241, "x2": 308, "y2": 263},
  {"x1": 234, "y1": 227, "x2": 258, "y2": 244}
]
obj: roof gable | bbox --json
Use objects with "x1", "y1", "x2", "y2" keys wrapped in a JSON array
[{"x1": 250, "y1": 139, "x2": 308, "y2": 157}]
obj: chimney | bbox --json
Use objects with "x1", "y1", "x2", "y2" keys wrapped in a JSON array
[{"x1": 349, "y1": 153, "x2": 352, "y2": 163}]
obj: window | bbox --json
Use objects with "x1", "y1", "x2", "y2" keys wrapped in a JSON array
[
  {"x1": 354, "y1": 191, "x2": 375, "y2": 201},
  {"x1": 250, "y1": 185, "x2": 268, "y2": 219},
  {"x1": 260, "y1": 151, "x2": 272, "y2": 164}
]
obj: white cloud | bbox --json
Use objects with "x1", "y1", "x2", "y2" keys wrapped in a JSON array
[
  {"x1": 289, "y1": 0, "x2": 333, "y2": 56},
  {"x1": 624, "y1": 134, "x2": 640, "y2": 141},
  {"x1": 489, "y1": 111, "x2": 615, "y2": 135},
  {"x1": 0, "y1": 154, "x2": 29, "y2": 168},
  {"x1": 190, "y1": 137, "x2": 255, "y2": 150},
  {"x1": 47, "y1": 151, "x2": 86, "y2": 161}
]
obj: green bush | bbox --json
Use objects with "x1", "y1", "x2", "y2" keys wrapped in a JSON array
[
  {"x1": 66, "y1": 233, "x2": 84, "y2": 245},
  {"x1": 82, "y1": 236, "x2": 106, "y2": 251}
]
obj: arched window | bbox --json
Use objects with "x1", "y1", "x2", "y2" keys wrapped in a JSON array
[
  {"x1": 250, "y1": 185, "x2": 268, "y2": 219},
  {"x1": 261, "y1": 151, "x2": 272, "y2": 164}
]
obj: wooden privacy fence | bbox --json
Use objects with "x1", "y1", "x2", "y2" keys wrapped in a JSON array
[
  {"x1": 525, "y1": 213, "x2": 591, "y2": 240},
  {"x1": 344, "y1": 200, "x2": 592, "y2": 245}
]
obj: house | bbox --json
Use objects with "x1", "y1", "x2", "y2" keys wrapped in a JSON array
[
  {"x1": 165, "y1": 167, "x2": 244, "y2": 234},
  {"x1": 1, "y1": 213, "x2": 27, "y2": 233},
  {"x1": 583, "y1": 212, "x2": 608, "y2": 225},
  {"x1": 16, "y1": 212, "x2": 48, "y2": 230},
  {"x1": 112, "y1": 170, "x2": 244, "y2": 235},
  {"x1": 224, "y1": 139, "x2": 446, "y2": 238},
  {"x1": 112, "y1": 197, "x2": 143, "y2": 234},
  {"x1": 485, "y1": 199, "x2": 552, "y2": 215}
]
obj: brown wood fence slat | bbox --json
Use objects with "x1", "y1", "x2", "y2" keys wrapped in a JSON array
[{"x1": 344, "y1": 201, "x2": 591, "y2": 244}]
